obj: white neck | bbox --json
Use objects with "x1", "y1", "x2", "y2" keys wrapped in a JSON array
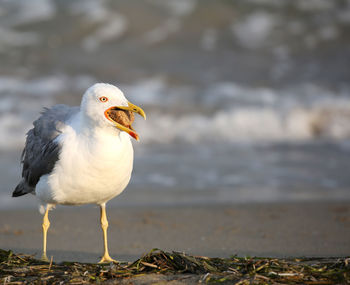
[{"x1": 77, "y1": 111, "x2": 123, "y2": 139}]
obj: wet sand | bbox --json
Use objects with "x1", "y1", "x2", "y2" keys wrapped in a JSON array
[{"x1": 0, "y1": 202, "x2": 349, "y2": 263}]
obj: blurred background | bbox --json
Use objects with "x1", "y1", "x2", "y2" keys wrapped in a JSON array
[{"x1": 1, "y1": 0, "x2": 350, "y2": 210}]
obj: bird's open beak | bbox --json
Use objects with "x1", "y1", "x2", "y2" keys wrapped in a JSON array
[{"x1": 104, "y1": 102, "x2": 146, "y2": 141}]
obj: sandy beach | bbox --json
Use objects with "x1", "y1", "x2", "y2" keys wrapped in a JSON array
[{"x1": 0, "y1": 201, "x2": 349, "y2": 263}]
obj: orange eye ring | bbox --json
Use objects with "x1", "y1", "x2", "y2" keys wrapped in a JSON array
[{"x1": 99, "y1": 96, "x2": 108, "y2": 102}]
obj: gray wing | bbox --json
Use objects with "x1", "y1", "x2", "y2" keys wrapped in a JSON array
[{"x1": 12, "y1": 104, "x2": 79, "y2": 197}]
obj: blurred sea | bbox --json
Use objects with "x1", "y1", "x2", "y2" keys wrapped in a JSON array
[{"x1": 1, "y1": 0, "x2": 350, "y2": 209}]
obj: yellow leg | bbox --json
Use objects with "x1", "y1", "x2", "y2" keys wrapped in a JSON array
[
  {"x1": 98, "y1": 204, "x2": 117, "y2": 263},
  {"x1": 41, "y1": 207, "x2": 50, "y2": 262}
]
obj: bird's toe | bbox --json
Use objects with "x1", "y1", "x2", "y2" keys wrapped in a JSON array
[
  {"x1": 41, "y1": 254, "x2": 49, "y2": 262},
  {"x1": 98, "y1": 255, "x2": 118, "y2": 264}
]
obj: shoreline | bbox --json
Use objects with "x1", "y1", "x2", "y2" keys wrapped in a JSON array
[{"x1": 0, "y1": 201, "x2": 349, "y2": 263}]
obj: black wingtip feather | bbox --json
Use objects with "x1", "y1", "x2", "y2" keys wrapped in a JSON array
[{"x1": 12, "y1": 182, "x2": 31, "y2": 197}]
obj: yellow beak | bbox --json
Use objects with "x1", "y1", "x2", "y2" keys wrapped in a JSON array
[{"x1": 117, "y1": 101, "x2": 147, "y2": 120}]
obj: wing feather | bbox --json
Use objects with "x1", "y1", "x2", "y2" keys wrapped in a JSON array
[{"x1": 12, "y1": 105, "x2": 79, "y2": 197}]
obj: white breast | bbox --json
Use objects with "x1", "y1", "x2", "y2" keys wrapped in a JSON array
[{"x1": 35, "y1": 121, "x2": 134, "y2": 206}]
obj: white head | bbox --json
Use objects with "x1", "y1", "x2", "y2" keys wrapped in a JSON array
[{"x1": 80, "y1": 83, "x2": 146, "y2": 140}]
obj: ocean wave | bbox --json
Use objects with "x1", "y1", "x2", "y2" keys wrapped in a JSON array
[
  {"x1": 1, "y1": 75, "x2": 350, "y2": 150},
  {"x1": 0, "y1": 75, "x2": 95, "y2": 96},
  {"x1": 232, "y1": 11, "x2": 278, "y2": 49},
  {"x1": 135, "y1": 104, "x2": 350, "y2": 144},
  {"x1": 0, "y1": 75, "x2": 95, "y2": 150},
  {"x1": 126, "y1": 78, "x2": 350, "y2": 144},
  {"x1": 2, "y1": 0, "x2": 56, "y2": 26}
]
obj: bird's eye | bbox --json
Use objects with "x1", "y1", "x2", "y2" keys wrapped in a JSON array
[{"x1": 99, "y1": 96, "x2": 108, "y2": 102}]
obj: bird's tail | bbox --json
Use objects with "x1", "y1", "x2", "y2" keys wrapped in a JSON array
[{"x1": 12, "y1": 181, "x2": 33, "y2": 197}]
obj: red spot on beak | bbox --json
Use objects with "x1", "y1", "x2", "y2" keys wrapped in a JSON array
[{"x1": 129, "y1": 131, "x2": 139, "y2": 141}]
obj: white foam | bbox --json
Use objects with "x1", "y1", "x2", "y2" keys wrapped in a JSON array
[
  {"x1": 66, "y1": 1, "x2": 128, "y2": 52},
  {"x1": 4, "y1": 0, "x2": 56, "y2": 26},
  {"x1": 136, "y1": 107, "x2": 316, "y2": 144},
  {"x1": 0, "y1": 0, "x2": 55, "y2": 50},
  {"x1": 143, "y1": 18, "x2": 181, "y2": 45},
  {"x1": 130, "y1": 81, "x2": 350, "y2": 144},
  {"x1": 202, "y1": 82, "x2": 278, "y2": 106},
  {"x1": 0, "y1": 75, "x2": 97, "y2": 151},
  {"x1": 82, "y1": 12, "x2": 128, "y2": 52},
  {"x1": 0, "y1": 27, "x2": 40, "y2": 49},
  {"x1": 232, "y1": 11, "x2": 278, "y2": 49},
  {"x1": 0, "y1": 113, "x2": 30, "y2": 150},
  {"x1": 0, "y1": 75, "x2": 95, "y2": 96},
  {"x1": 150, "y1": 0, "x2": 197, "y2": 16},
  {"x1": 122, "y1": 76, "x2": 167, "y2": 105},
  {"x1": 68, "y1": 0, "x2": 108, "y2": 21}
]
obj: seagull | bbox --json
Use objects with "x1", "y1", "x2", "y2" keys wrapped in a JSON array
[{"x1": 12, "y1": 83, "x2": 146, "y2": 263}]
